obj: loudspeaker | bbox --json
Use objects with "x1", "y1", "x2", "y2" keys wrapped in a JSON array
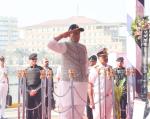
[{"x1": 6, "y1": 94, "x2": 12, "y2": 107}]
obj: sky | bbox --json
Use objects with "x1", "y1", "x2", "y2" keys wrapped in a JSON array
[{"x1": 0, "y1": 0, "x2": 149, "y2": 27}]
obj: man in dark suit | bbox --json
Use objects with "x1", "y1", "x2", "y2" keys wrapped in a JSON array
[{"x1": 26, "y1": 53, "x2": 43, "y2": 119}]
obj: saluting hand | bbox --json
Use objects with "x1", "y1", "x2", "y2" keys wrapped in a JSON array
[
  {"x1": 54, "y1": 28, "x2": 80, "y2": 41},
  {"x1": 61, "y1": 31, "x2": 70, "y2": 38}
]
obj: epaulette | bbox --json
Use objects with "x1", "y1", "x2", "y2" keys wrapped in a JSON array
[
  {"x1": 93, "y1": 64, "x2": 99, "y2": 69},
  {"x1": 107, "y1": 65, "x2": 112, "y2": 69},
  {"x1": 94, "y1": 65, "x2": 102, "y2": 73}
]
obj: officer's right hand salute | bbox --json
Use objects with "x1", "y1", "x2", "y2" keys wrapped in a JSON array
[{"x1": 54, "y1": 28, "x2": 82, "y2": 41}]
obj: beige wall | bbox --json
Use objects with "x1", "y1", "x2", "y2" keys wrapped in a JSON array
[{"x1": 6, "y1": 22, "x2": 126, "y2": 65}]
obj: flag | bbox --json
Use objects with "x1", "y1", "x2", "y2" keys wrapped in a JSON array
[
  {"x1": 136, "y1": 0, "x2": 144, "y2": 17},
  {"x1": 138, "y1": 0, "x2": 144, "y2": 6}
]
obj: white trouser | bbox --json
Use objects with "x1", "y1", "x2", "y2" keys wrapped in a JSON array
[
  {"x1": 0, "y1": 83, "x2": 8, "y2": 117},
  {"x1": 57, "y1": 81, "x2": 87, "y2": 119},
  {"x1": 59, "y1": 105, "x2": 85, "y2": 119},
  {"x1": 93, "y1": 93, "x2": 113, "y2": 119}
]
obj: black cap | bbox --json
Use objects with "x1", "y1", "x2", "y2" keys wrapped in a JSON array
[
  {"x1": 116, "y1": 57, "x2": 124, "y2": 62},
  {"x1": 88, "y1": 55, "x2": 97, "y2": 61},
  {"x1": 68, "y1": 24, "x2": 84, "y2": 32},
  {"x1": 0, "y1": 56, "x2": 5, "y2": 61},
  {"x1": 97, "y1": 48, "x2": 108, "y2": 57},
  {"x1": 29, "y1": 53, "x2": 37, "y2": 60}
]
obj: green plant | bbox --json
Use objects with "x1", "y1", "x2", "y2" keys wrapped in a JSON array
[
  {"x1": 131, "y1": 16, "x2": 150, "y2": 43},
  {"x1": 114, "y1": 78, "x2": 125, "y2": 119}
]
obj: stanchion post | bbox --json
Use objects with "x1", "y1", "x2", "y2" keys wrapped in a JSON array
[
  {"x1": 126, "y1": 68, "x2": 132, "y2": 119},
  {"x1": 131, "y1": 68, "x2": 136, "y2": 99},
  {"x1": 40, "y1": 70, "x2": 46, "y2": 119},
  {"x1": 104, "y1": 68, "x2": 109, "y2": 119},
  {"x1": 97, "y1": 68, "x2": 101, "y2": 118},
  {"x1": 109, "y1": 68, "x2": 116, "y2": 119},
  {"x1": 47, "y1": 69, "x2": 53, "y2": 119},
  {"x1": 68, "y1": 69, "x2": 75, "y2": 119},
  {"x1": 17, "y1": 70, "x2": 22, "y2": 119},
  {"x1": 21, "y1": 70, "x2": 27, "y2": 119}
]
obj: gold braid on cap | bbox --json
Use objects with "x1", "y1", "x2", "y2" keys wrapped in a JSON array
[{"x1": 103, "y1": 48, "x2": 108, "y2": 55}]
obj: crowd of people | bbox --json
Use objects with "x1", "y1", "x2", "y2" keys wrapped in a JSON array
[{"x1": 0, "y1": 24, "x2": 128, "y2": 119}]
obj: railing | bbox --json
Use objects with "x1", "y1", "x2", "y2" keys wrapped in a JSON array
[{"x1": 16, "y1": 67, "x2": 137, "y2": 119}]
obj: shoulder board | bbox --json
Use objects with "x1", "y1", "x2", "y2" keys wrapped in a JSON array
[
  {"x1": 107, "y1": 65, "x2": 112, "y2": 68},
  {"x1": 93, "y1": 65, "x2": 99, "y2": 69}
]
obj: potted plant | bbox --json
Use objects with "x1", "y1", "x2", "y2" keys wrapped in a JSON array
[{"x1": 131, "y1": 16, "x2": 150, "y2": 46}]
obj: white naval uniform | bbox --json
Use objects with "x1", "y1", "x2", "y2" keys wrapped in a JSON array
[
  {"x1": 0, "y1": 67, "x2": 8, "y2": 118},
  {"x1": 48, "y1": 39, "x2": 88, "y2": 119},
  {"x1": 89, "y1": 64, "x2": 113, "y2": 119}
]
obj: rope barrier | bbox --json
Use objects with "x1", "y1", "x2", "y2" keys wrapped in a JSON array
[
  {"x1": 16, "y1": 68, "x2": 136, "y2": 119},
  {"x1": 73, "y1": 87, "x2": 87, "y2": 104},
  {"x1": 25, "y1": 86, "x2": 41, "y2": 92},
  {"x1": 74, "y1": 107, "x2": 84, "y2": 119},
  {"x1": 53, "y1": 86, "x2": 71, "y2": 97},
  {"x1": 53, "y1": 106, "x2": 72, "y2": 113},
  {"x1": 25, "y1": 102, "x2": 42, "y2": 111}
]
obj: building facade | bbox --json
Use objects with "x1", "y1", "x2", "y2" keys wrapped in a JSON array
[
  {"x1": 0, "y1": 16, "x2": 19, "y2": 50},
  {"x1": 6, "y1": 16, "x2": 127, "y2": 66},
  {"x1": 21, "y1": 16, "x2": 126, "y2": 54}
]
